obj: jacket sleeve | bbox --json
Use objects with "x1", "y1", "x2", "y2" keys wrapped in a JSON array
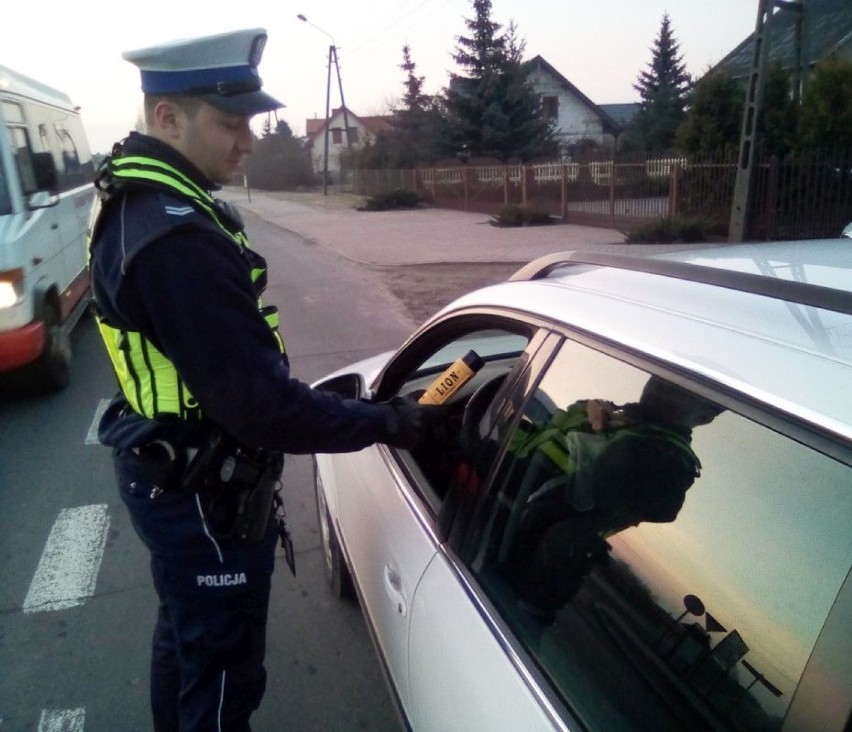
[{"x1": 120, "y1": 228, "x2": 395, "y2": 453}]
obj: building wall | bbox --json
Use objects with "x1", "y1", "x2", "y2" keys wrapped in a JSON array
[
  {"x1": 528, "y1": 67, "x2": 606, "y2": 151},
  {"x1": 308, "y1": 112, "x2": 377, "y2": 180}
]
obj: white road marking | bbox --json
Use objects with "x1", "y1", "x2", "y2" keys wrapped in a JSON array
[
  {"x1": 23, "y1": 505, "x2": 110, "y2": 614},
  {"x1": 84, "y1": 399, "x2": 110, "y2": 445},
  {"x1": 38, "y1": 708, "x2": 85, "y2": 731}
]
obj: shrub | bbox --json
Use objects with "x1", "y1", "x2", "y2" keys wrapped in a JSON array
[
  {"x1": 491, "y1": 204, "x2": 555, "y2": 227},
  {"x1": 360, "y1": 189, "x2": 423, "y2": 211},
  {"x1": 626, "y1": 216, "x2": 713, "y2": 243}
]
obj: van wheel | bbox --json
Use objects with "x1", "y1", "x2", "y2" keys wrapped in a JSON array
[
  {"x1": 314, "y1": 460, "x2": 355, "y2": 600},
  {"x1": 30, "y1": 304, "x2": 71, "y2": 391}
]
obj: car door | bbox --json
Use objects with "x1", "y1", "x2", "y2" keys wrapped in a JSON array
[
  {"x1": 332, "y1": 312, "x2": 542, "y2": 717},
  {"x1": 400, "y1": 329, "x2": 565, "y2": 732},
  {"x1": 405, "y1": 330, "x2": 569, "y2": 732},
  {"x1": 329, "y1": 440, "x2": 438, "y2": 712}
]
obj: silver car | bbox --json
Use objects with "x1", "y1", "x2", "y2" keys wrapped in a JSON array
[{"x1": 312, "y1": 241, "x2": 852, "y2": 731}]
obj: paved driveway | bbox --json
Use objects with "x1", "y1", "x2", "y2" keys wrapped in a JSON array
[{"x1": 225, "y1": 187, "x2": 701, "y2": 324}]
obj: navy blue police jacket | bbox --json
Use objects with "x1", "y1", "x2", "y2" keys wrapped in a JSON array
[{"x1": 90, "y1": 133, "x2": 392, "y2": 454}]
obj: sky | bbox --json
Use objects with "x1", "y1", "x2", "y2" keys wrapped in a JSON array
[{"x1": 1, "y1": 0, "x2": 760, "y2": 155}]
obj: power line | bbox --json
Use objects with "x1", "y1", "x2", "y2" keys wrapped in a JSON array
[{"x1": 345, "y1": 0, "x2": 459, "y2": 62}]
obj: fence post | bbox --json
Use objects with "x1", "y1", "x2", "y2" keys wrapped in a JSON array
[
  {"x1": 521, "y1": 165, "x2": 528, "y2": 206},
  {"x1": 561, "y1": 162, "x2": 568, "y2": 222},
  {"x1": 669, "y1": 163, "x2": 680, "y2": 218},
  {"x1": 608, "y1": 161, "x2": 616, "y2": 226},
  {"x1": 463, "y1": 166, "x2": 470, "y2": 211},
  {"x1": 503, "y1": 165, "x2": 509, "y2": 206}
]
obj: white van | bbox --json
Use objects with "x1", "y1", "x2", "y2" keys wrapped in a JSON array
[{"x1": 0, "y1": 64, "x2": 95, "y2": 390}]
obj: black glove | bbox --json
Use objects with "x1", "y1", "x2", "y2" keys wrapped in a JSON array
[{"x1": 381, "y1": 396, "x2": 448, "y2": 450}]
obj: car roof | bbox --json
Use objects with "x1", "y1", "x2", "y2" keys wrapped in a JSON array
[{"x1": 441, "y1": 240, "x2": 852, "y2": 443}]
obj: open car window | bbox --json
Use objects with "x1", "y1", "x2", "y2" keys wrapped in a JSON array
[
  {"x1": 398, "y1": 329, "x2": 530, "y2": 400},
  {"x1": 382, "y1": 316, "x2": 540, "y2": 513}
]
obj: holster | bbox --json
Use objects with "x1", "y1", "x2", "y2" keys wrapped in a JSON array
[{"x1": 181, "y1": 430, "x2": 283, "y2": 544}]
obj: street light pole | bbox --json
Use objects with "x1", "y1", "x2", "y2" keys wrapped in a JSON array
[
  {"x1": 297, "y1": 14, "x2": 353, "y2": 195},
  {"x1": 323, "y1": 43, "x2": 332, "y2": 196}
]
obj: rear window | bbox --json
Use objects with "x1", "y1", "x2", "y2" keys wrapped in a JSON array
[{"x1": 460, "y1": 338, "x2": 851, "y2": 730}]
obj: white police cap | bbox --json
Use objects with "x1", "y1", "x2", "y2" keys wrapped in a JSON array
[{"x1": 122, "y1": 28, "x2": 284, "y2": 115}]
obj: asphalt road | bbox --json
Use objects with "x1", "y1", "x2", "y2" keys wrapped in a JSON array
[{"x1": 0, "y1": 209, "x2": 414, "y2": 731}]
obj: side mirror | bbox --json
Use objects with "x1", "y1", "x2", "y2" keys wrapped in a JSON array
[
  {"x1": 315, "y1": 373, "x2": 363, "y2": 400},
  {"x1": 30, "y1": 152, "x2": 59, "y2": 194}
]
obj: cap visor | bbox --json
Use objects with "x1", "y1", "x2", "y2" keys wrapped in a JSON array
[{"x1": 201, "y1": 89, "x2": 284, "y2": 116}]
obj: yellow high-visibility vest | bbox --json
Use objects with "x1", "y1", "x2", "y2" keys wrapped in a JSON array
[{"x1": 88, "y1": 154, "x2": 284, "y2": 420}]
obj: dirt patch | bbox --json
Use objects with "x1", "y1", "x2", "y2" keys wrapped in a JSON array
[{"x1": 373, "y1": 261, "x2": 526, "y2": 324}]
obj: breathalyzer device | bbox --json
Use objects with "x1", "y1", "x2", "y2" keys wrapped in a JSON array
[{"x1": 418, "y1": 350, "x2": 484, "y2": 405}]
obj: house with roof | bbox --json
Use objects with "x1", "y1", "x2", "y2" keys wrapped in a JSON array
[
  {"x1": 304, "y1": 107, "x2": 392, "y2": 181},
  {"x1": 711, "y1": 0, "x2": 851, "y2": 80},
  {"x1": 526, "y1": 55, "x2": 634, "y2": 156}
]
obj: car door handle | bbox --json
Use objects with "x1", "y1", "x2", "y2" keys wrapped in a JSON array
[{"x1": 384, "y1": 565, "x2": 408, "y2": 617}]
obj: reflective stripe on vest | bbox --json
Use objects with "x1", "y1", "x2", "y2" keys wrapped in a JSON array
[
  {"x1": 90, "y1": 154, "x2": 284, "y2": 421},
  {"x1": 510, "y1": 403, "x2": 700, "y2": 477}
]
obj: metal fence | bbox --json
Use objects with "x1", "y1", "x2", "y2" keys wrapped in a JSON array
[
  {"x1": 350, "y1": 150, "x2": 852, "y2": 240},
  {"x1": 751, "y1": 151, "x2": 852, "y2": 240}
]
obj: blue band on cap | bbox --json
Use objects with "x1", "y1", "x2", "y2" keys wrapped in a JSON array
[{"x1": 140, "y1": 65, "x2": 259, "y2": 95}]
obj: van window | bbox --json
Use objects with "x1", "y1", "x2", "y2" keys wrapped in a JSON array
[
  {"x1": 463, "y1": 338, "x2": 851, "y2": 730},
  {"x1": 25, "y1": 103, "x2": 93, "y2": 191},
  {"x1": 2, "y1": 99, "x2": 93, "y2": 196},
  {"x1": 0, "y1": 155, "x2": 11, "y2": 215},
  {"x1": 8, "y1": 125, "x2": 37, "y2": 194}
]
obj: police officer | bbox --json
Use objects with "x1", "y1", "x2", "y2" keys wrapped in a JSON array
[{"x1": 88, "y1": 28, "x2": 441, "y2": 732}]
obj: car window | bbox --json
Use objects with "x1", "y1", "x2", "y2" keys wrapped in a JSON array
[
  {"x1": 457, "y1": 338, "x2": 852, "y2": 731},
  {"x1": 387, "y1": 319, "x2": 536, "y2": 509},
  {"x1": 400, "y1": 328, "x2": 530, "y2": 387}
]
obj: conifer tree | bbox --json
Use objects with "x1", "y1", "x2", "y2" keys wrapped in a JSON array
[
  {"x1": 443, "y1": 0, "x2": 553, "y2": 161},
  {"x1": 626, "y1": 13, "x2": 691, "y2": 153},
  {"x1": 354, "y1": 45, "x2": 448, "y2": 168},
  {"x1": 393, "y1": 45, "x2": 445, "y2": 165}
]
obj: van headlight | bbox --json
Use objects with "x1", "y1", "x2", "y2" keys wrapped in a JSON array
[{"x1": 0, "y1": 268, "x2": 25, "y2": 309}]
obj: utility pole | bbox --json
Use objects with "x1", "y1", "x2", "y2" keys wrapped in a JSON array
[
  {"x1": 298, "y1": 14, "x2": 353, "y2": 195},
  {"x1": 729, "y1": 0, "x2": 804, "y2": 242}
]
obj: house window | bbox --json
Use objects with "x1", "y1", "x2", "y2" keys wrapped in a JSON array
[
  {"x1": 541, "y1": 96, "x2": 558, "y2": 121},
  {"x1": 331, "y1": 128, "x2": 342, "y2": 144},
  {"x1": 348, "y1": 127, "x2": 359, "y2": 144}
]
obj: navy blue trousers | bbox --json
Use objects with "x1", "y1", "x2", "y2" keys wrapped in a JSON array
[{"x1": 114, "y1": 448, "x2": 277, "y2": 732}]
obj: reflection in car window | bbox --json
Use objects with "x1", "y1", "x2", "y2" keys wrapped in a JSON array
[{"x1": 462, "y1": 339, "x2": 851, "y2": 730}]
